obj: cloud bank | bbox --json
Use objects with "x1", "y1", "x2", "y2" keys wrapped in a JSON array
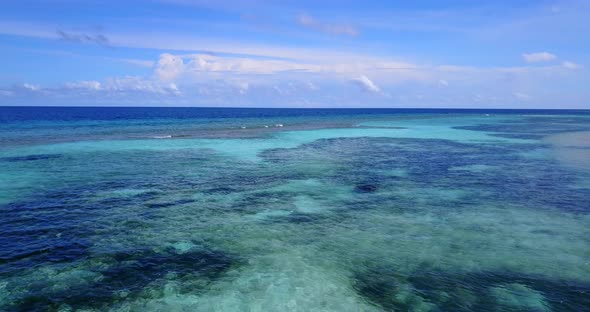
[{"x1": 522, "y1": 52, "x2": 557, "y2": 63}]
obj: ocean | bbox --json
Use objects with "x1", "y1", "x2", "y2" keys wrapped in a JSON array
[{"x1": 0, "y1": 107, "x2": 589, "y2": 311}]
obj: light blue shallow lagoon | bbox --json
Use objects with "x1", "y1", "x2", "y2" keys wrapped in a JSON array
[{"x1": 0, "y1": 107, "x2": 589, "y2": 311}]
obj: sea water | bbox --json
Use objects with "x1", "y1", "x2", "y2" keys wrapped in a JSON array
[{"x1": 0, "y1": 107, "x2": 589, "y2": 311}]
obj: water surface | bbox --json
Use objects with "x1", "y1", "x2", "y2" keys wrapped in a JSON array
[{"x1": 0, "y1": 107, "x2": 589, "y2": 311}]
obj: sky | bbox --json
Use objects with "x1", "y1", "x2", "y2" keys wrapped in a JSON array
[{"x1": 0, "y1": 0, "x2": 588, "y2": 108}]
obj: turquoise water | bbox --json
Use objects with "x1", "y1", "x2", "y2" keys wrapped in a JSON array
[{"x1": 1, "y1": 108, "x2": 589, "y2": 311}]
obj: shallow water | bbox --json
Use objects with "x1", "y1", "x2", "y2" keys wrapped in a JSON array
[{"x1": 0, "y1": 107, "x2": 589, "y2": 311}]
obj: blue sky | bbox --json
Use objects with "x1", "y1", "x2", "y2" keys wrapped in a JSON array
[{"x1": 0, "y1": 0, "x2": 588, "y2": 108}]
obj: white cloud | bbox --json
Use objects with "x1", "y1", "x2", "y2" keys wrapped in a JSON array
[
  {"x1": 115, "y1": 53, "x2": 587, "y2": 106},
  {"x1": 562, "y1": 61, "x2": 582, "y2": 69},
  {"x1": 154, "y1": 53, "x2": 319, "y2": 82},
  {"x1": 104, "y1": 76, "x2": 181, "y2": 95},
  {"x1": 156, "y1": 53, "x2": 185, "y2": 81},
  {"x1": 5, "y1": 50, "x2": 583, "y2": 108},
  {"x1": 514, "y1": 92, "x2": 532, "y2": 101},
  {"x1": 22, "y1": 83, "x2": 40, "y2": 91},
  {"x1": 352, "y1": 75, "x2": 381, "y2": 93},
  {"x1": 236, "y1": 82, "x2": 249, "y2": 94},
  {"x1": 306, "y1": 82, "x2": 319, "y2": 90},
  {"x1": 297, "y1": 13, "x2": 359, "y2": 37},
  {"x1": 65, "y1": 80, "x2": 102, "y2": 90},
  {"x1": 152, "y1": 53, "x2": 426, "y2": 86},
  {"x1": 59, "y1": 77, "x2": 180, "y2": 96},
  {"x1": 168, "y1": 82, "x2": 179, "y2": 93},
  {"x1": 186, "y1": 54, "x2": 313, "y2": 74},
  {"x1": 522, "y1": 52, "x2": 557, "y2": 63}
]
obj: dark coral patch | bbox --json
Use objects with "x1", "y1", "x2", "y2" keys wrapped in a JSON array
[
  {"x1": 1, "y1": 154, "x2": 61, "y2": 162},
  {"x1": 354, "y1": 184, "x2": 379, "y2": 193},
  {"x1": 352, "y1": 265, "x2": 590, "y2": 311},
  {"x1": 11, "y1": 246, "x2": 239, "y2": 311},
  {"x1": 0, "y1": 239, "x2": 90, "y2": 275},
  {"x1": 145, "y1": 198, "x2": 195, "y2": 209},
  {"x1": 205, "y1": 187, "x2": 238, "y2": 195}
]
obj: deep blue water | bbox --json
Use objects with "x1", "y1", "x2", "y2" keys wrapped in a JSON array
[
  {"x1": 2, "y1": 106, "x2": 587, "y2": 122},
  {"x1": 0, "y1": 107, "x2": 589, "y2": 311}
]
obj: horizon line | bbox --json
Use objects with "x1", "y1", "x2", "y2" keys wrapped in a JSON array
[{"x1": 1, "y1": 105, "x2": 588, "y2": 111}]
